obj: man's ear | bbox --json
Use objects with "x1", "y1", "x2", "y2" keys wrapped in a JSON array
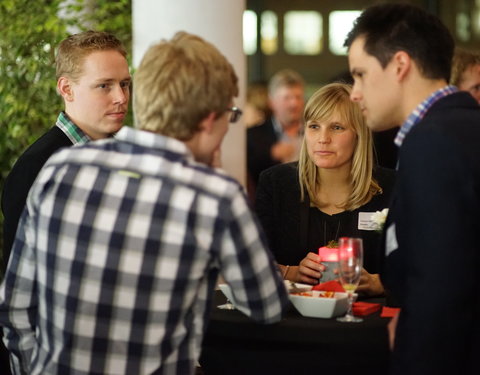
[
  {"x1": 392, "y1": 51, "x2": 411, "y2": 82},
  {"x1": 198, "y1": 112, "x2": 217, "y2": 134},
  {"x1": 57, "y1": 77, "x2": 74, "y2": 102}
]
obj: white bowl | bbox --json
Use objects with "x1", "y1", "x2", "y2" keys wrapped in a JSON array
[
  {"x1": 218, "y1": 281, "x2": 312, "y2": 307},
  {"x1": 289, "y1": 291, "x2": 349, "y2": 318}
]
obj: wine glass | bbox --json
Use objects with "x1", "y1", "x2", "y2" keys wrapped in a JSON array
[{"x1": 336, "y1": 237, "x2": 363, "y2": 323}]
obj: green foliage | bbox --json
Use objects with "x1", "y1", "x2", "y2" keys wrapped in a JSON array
[{"x1": 0, "y1": 0, "x2": 132, "y2": 266}]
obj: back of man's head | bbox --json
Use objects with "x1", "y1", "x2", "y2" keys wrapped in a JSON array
[
  {"x1": 56, "y1": 30, "x2": 127, "y2": 82},
  {"x1": 344, "y1": 3, "x2": 454, "y2": 82},
  {"x1": 268, "y1": 69, "x2": 304, "y2": 97},
  {"x1": 133, "y1": 31, "x2": 238, "y2": 141}
]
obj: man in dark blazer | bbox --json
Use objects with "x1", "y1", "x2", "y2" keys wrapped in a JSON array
[
  {"x1": 246, "y1": 69, "x2": 304, "y2": 190},
  {"x1": 1, "y1": 30, "x2": 131, "y2": 269},
  {"x1": 345, "y1": 4, "x2": 480, "y2": 374}
]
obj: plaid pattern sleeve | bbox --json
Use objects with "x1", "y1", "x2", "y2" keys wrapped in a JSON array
[
  {"x1": 0, "y1": 127, "x2": 289, "y2": 375},
  {"x1": 216, "y1": 189, "x2": 289, "y2": 323},
  {"x1": 0, "y1": 210, "x2": 39, "y2": 375}
]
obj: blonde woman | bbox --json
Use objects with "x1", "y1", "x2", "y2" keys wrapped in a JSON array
[{"x1": 255, "y1": 83, "x2": 395, "y2": 296}]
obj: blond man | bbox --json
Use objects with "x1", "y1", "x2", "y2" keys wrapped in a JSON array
[
  {"x1": 0, "y1": 32, "x2": 288, "y2": 375},
  {"x1": 1, "y1": 30, "x2": 131, "y2": 265}
]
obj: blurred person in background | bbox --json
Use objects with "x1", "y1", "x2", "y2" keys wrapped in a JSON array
[
  {"x1": 244, "y1": 81, "x2": 271, "y2": 128},
  {"x1": 451, "y1": 47, "x2": 480, "y2": 104},
  {"x1": 247, "y1": 69, "x2": 305, "y2": 193}
]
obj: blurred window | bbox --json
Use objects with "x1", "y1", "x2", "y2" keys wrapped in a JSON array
[
  {"x1": 474, "y1": 0, "x2": 480, "y2": 38},
  {"x1": 329, "y1": 11, "x2": 362, "y2": 55},
  {"x1": 261, "y1": 11, "x2": 278, "y2": 55},
  {"x1": 456, "y1": 0, "x2": 472, "y2": 41},
  {"x1": 457, "y1": 12, "x2": 471, "y2": 41},
  {"x1": 243, "y1": 10, "x2": 257, "y2": 55},
  {"x1": 284, "y1": 11, "x2": 322, "y2": 55}
]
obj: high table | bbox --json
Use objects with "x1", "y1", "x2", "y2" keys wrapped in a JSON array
[{"x1": 200, "y1": 291, "x2": 390, "y2": 375}]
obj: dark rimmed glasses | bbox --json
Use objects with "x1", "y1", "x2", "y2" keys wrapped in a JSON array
[{"x1": 227, "y1": 107, "x2": 243, "y2": 123}]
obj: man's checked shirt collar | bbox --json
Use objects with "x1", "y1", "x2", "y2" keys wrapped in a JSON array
[
  {"x1": 55, "y1": 111, "x2": 91, "y2": 145},
  {"x1": 394, "y1": 85, "x2": 458, "y2": 147}
]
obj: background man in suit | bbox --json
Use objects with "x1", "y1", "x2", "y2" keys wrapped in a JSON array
[
  {"x1": 1, "y1": 30, "x2": 130, "y2": 268},
  {"x1": 451, "y1": 48, "x2": 480, "y2": 104},
  {"x1": 345, "y1": 4, "x2": 480, "y2": 374},
  {"x1": 247, "y1": 69, "x2": 305, "y2": 193}
]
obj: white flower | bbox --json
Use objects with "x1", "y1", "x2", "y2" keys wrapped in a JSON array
[{"x1": 371, "y1": 208, "x2": 389, "y2": 231}]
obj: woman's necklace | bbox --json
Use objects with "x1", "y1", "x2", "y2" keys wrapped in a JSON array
[{"x1": 324, "y1": 220, "x2": 341, "y2": 247}]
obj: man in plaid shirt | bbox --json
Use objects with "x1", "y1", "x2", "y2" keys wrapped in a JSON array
[{"x1": 0, "y1": 32, "x2": 289, "y2": 375}]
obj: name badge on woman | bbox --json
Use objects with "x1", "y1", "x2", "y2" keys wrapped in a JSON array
[{"x1": 358, "y1": 212, "x2": 377, "y2": 230}]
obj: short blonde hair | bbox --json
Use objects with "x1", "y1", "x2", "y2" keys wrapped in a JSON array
[
  {"x1": 56, "y1": 30, "x2": 127, "y2": 81},
  {"x1": 134, "y1": 32, "x2": 239, "y2": 140},
  {"x1": 298, "y1": 83, "x2": 382, "y2": 210},
  {"x1": 451, "y1": 48, "x2": 480, "y2": 87}
]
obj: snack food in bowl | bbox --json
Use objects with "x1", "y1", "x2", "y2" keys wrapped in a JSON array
[
  {"x1": 218, "y1": 281, "x2": 307, "y2": 308},
  {"x1": 289, "y1": 290, "x2": 349, "y2": 318}
]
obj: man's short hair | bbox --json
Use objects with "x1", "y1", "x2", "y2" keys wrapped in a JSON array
[
  {"x1": 133, "y1": 31, "x2": 238, "y2": 141},
  {"x1": 268, "y1": 69, "x2": 304, "y2": 97},
  {"x1": 451, "y1": 48, "x2": 480, "y2": 87},
  {"x1": 55, "y1": 30, "x2": 127, "y2": 81},
  {"x1": 344, "y1": 4, "x2": 454, "y2": 82}
]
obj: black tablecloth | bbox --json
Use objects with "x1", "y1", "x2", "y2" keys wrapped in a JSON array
[{"x1": 200, "y1": 291, "x2": 390, "y2": 375}]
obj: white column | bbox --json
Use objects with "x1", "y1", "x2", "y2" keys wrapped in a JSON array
[{"x1": 133, "y1": 0, "x2": 246, "y2": 186}]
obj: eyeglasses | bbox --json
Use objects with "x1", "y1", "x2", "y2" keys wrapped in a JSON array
[{"x1": 227, "y1": 106, "x2": 243, "y2": 123}]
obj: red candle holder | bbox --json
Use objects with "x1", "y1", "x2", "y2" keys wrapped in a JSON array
[{"x1": 318, "y1": 246, "x2": 339, "y2": 282}]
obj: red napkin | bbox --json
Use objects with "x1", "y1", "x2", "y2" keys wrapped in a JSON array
[
  {"x1": 381, "y1": 306, "x2": 401, "y2": 318},
  {"x1": 312, "y1": 280, "x2": 345, "y2": 292},
  {"x1": 352, "y1": 302, "x2": 381, "y2": 316}
]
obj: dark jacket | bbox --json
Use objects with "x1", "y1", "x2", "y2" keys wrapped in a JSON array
[
  {"x1": 255, "y1": 162, "x2": 395, "y2": 274},
  {"x1": 2, "y1": 126, "x2": 72, "y2": 268},
  {"x1": 383, "y1": 92, "x2": 480, "y2": 374},
  {"x1": 247, "y1": 117, "x2": 279, "y2": 187}
]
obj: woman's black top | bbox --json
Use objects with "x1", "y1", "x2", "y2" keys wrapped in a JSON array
[{"x1": 255, "y1": 162, "x2": 395, "y2": 274}]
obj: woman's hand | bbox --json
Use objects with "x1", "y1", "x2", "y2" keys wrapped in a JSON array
[
  {"x1": 288, "y1": 252, "x2": 326, "y2": 284},
  {"x1": 356, "y1": 269, "x2": 385, "y2": 296}
]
